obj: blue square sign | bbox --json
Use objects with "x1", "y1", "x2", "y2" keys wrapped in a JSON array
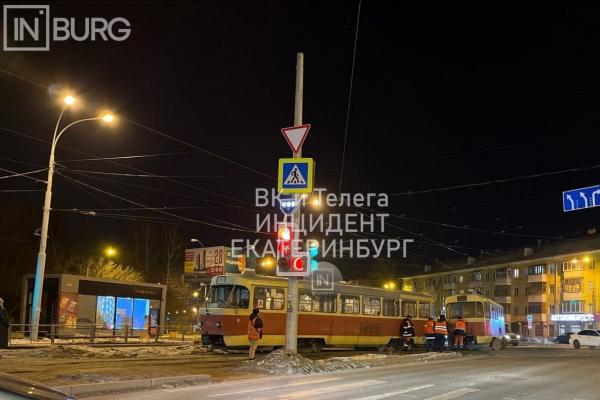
[{"x1": 277, "y1": 158, "x2": 314, "y2": 194}]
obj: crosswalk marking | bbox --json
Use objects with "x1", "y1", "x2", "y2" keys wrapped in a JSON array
[
  {"x1": 277, "y1": 380, "x2": 385, "y2": 399},
  {"x1": 351, "y1": 384, "x2": 435, "y2": 400},
  {"x1": 424, "y1": 388, "x2": 481, "y2": 400},
  {"x1": 208, "y1": 377, "x2": 341, "y2": 397}
]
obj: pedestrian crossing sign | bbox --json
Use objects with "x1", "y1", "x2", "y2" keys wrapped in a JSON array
[{"x1": 278, "y1": 158, "x2": 314, "y2": 194}]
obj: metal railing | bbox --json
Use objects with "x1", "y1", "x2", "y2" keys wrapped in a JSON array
[{"x1": 7, "y1": 323, "x2": 201, "y2": 346}]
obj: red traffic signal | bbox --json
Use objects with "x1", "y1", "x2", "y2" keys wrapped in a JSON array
[{"x1": 291, "y1": 257, "x2": 304, "y2": 272}]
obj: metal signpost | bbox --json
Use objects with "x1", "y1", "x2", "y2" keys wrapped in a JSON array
[
  {"x1": 563, "y1": 184, "x2": 600, "y2": 212},
  {"x1": 284, "y1": 52, "x2": 306, "y2": 353}
]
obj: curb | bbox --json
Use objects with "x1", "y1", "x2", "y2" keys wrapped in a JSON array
[{"x1": 53, "y1": 374, "x2": 212, "y2": 396}]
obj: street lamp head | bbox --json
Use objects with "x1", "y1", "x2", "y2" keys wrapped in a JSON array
[
  {"x1": 64, "y1": 95, "x2": 76, "y2": 106},
  {"x1": 101, "y1": 114, "x2": 114, "y2": 123},
  {"x1": 104, "y1": 246, "x2": 117, "y2": 258}
]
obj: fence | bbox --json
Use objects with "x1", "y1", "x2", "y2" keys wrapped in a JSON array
[{"x1": 7, "y1": 323, "x2": 200, "y2": 346}]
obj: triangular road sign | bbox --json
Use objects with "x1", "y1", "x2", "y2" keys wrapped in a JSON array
[
  {"x1": 281, "y1": 124, "x2": 311, "y2": 154},
  {"x1": 283, "y1": 164, "x2": 307, "y2": 185}
]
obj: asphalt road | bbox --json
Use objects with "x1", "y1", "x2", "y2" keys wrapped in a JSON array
[{"x1": 95, "y1": 346, "x2": 600, "y2": 400}]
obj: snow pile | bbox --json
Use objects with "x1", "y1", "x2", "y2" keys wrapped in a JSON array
[
  {"x1": 6, "y1": 344, "x2": 208, "y2": 359},
  {"x1": 237, "y1": 350, "x2": 462, "y2": 375}
]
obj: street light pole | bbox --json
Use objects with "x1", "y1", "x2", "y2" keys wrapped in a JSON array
[{"x1": 30, "y1": 100, "x2": 113, "y2": 340}]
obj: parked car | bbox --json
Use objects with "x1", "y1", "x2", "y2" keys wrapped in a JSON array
[
  {"x1": 504, "y1": 332, "x2": 520, "y2": 346},
  {"x1": 570, "y1": 330, "x2": 600, "y2": 349},
  {"x1": 554, "y1": 332, "x2": 574, "y2": 344},
  {"x1": 0, "y1": 372, "x2": 75, "y2": 399}
]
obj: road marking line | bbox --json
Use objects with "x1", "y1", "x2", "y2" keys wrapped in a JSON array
[
  {"x1": 277, "y1": 380, "x2": 385, "y2": 399},
  {"x1": 208, "y1": 377, "x2": 341, "y2": 397},
  {"x1": 424, "y1": 388, "x2": 481, "y2": 400},
  {"x1": 350, "y1": 384, "x2": 435, "y2": 400}
]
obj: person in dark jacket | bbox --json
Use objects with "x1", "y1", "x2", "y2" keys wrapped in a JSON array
[
  {"x1": 434, "y1": 315, "x2": 448, "y2": 352},
  {"x1": 0, "y1": 298, "x2": 9, "y2": 348},
  {"x1": 248, "y1": 308, "x2": 263, "y2": 360},
  {"x1": 400, "y1": 315, "x2": 415, "y2": 350}
]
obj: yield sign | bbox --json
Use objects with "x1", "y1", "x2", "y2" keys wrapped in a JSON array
[{"x1": 281, "y1": 124, "x2": 311, "y2": 154}]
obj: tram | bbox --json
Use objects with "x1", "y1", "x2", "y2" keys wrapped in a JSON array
[
  {"x1": 445, "y1": 293, "x2": 506, "y2": 349},
  {"x1": 199, "y1": 272, "x2": 434, "y2": 351}
]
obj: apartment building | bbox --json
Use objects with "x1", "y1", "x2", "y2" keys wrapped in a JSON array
[{"x1": 400, "y1": 235, "x2": 600, "y2": 337}]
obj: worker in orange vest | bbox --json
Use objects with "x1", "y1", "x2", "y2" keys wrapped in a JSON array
[
  {"x1": 247, "y1": 308, "x2": 263, "y2": 360},
  {"x1": 434, "y1": 315, "x2": 448, "y2": 352},
  {"x1": 424, "y1": 317, "x2": 435, "y2": 352},
  {"x1": 453, "y1": 315, "x2": 466, "y2": 350}
]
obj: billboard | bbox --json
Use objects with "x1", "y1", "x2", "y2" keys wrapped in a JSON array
[{"x1": 184, "y1": 246, "x2": 246, "y2": 277}]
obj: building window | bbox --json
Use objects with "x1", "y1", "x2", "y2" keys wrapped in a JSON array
[
  {"x1": 561, "y1": 300, "x2": 583, "y2": 313},
  {"x1": 513, "y1": 306, "x2": 519, "y2": 315},
  {"x1": 528, "y1": 264, "x2": 546, "y2": 275},
  {"x1": 562, "y1": 261, "x2": 582, "y2": 272},
  {"x1": 528, "y1": 303, "x2": 544, "y2": 314},
  {"x1": 459, "y1": 275, "x2": 464, "y2": 283},
  {"x1": 589, "y1": 304, "x2": 595, "y2": 314},
  {"x1": 513, "y1": 287, "x2": 519, "y2": 296},
  {"x1": 527, "y1": 282, "x2": 547, "y2": 295},
  {"x1": 549, "y1": 305, "x2": 555, "y2": 314},
  {"x1": 564, "y1": 278, "x2": 582, "y2": 293},
  {"x1": 495, "y1": 268, "x2": 508, "y2": 279},
  {"x1": 513, "y1": 268, "x2": 520, "y2": 278},
  {"x1": 549, "y1": 264, "x2": 555, "y2": 274},
  {"x1": 549, "y1": 284, "x2": 555, "y2": 294},
  {"x1": 469, "y1": 272, "x2": 482, "y2": 282}
]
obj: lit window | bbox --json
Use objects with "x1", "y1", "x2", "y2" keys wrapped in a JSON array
[{"x1": 513, "y1": 268, "x2": 520, "y2": 278}]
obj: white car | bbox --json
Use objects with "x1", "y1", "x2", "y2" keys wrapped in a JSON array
[{"x1": 570, "y1": 330, "x2": 600, "y2": 349}]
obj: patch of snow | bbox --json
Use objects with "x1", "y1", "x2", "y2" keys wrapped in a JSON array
[{"x1": 236, "y1": 350, "x2": 462, "y2": 375}]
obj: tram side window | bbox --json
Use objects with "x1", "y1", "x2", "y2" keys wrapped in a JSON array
[
  {"x1": 209, "y1": 285, "x2": 249, "y2": 308},
  {"x1": 341, "y1": 295, "x2": 360, "y2": 314},
  {"x1": 363, "y1": 297, "x2": 381, "y2": 316},
  {"x1": 418, "y1": 302, "x2": 433, "y2": 318},
  {"x1": 446, "y1": 302, "x2": 483, "y2": 319},
  {"x1": 383, "y1": 299, "x2": 399, "y2": 316},
  {"x1": 401, "y1": 301, "x2": 417, "y2": 317},
  {"x1": 299, "y1": 292, "x2": 313, "y2": 312},
  {"x1": 253, "y1": 287, "x2": 285, "y2": 310},
  {"x1": 313, "y1": 293, "x2": 337, "y2": 313}
]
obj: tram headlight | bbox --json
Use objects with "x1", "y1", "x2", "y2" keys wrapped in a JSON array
[
  {"x1": 504, "y1": 334, "x2": 511, "y2": 339},
  {"x1": 516, "y1": 334, "x2": 520, "y2": 339}
]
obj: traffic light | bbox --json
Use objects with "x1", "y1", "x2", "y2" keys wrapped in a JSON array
[
  {"x1": 308, "y1": 239, "x2": 319, "y2": 271},
  {"x1": 276, "y1": 223, "x2": 310, "y2": 277}
]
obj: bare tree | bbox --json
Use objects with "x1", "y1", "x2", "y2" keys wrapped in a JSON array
[{"x1": 164, "y1": 224, "x2": 185, "y2": 285}]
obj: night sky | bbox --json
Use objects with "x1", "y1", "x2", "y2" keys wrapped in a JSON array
[{"x1": 3, "y1": 1, "x2": 600, "y2": 276}]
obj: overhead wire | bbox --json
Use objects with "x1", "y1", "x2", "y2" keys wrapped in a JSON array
[
  {"x1": 55, "y1": 171, "x2": 265, "y2": 234},
  {"x1": 390, "y1": 162, "x2": 600, "y2": 195},
  {"x1": 338, "y1": 0, "x2": 362, "y2": 195}
]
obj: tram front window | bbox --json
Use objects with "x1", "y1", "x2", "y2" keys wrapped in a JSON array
[
  {"x1": 446, "y1": 302, "x2": 483, "y2": 318},
  {"x1": 208, "y1": 285, "x2": 249, "y2": 308}
]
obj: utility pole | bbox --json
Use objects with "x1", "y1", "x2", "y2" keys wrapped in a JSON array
[{"x1": 285, "y1": 52, "x2": 304, "y2": 353}]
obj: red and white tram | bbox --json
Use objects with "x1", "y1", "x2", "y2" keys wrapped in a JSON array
[{"x1": 200, "y1": 272, "x2": 434, "y2": 351}]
